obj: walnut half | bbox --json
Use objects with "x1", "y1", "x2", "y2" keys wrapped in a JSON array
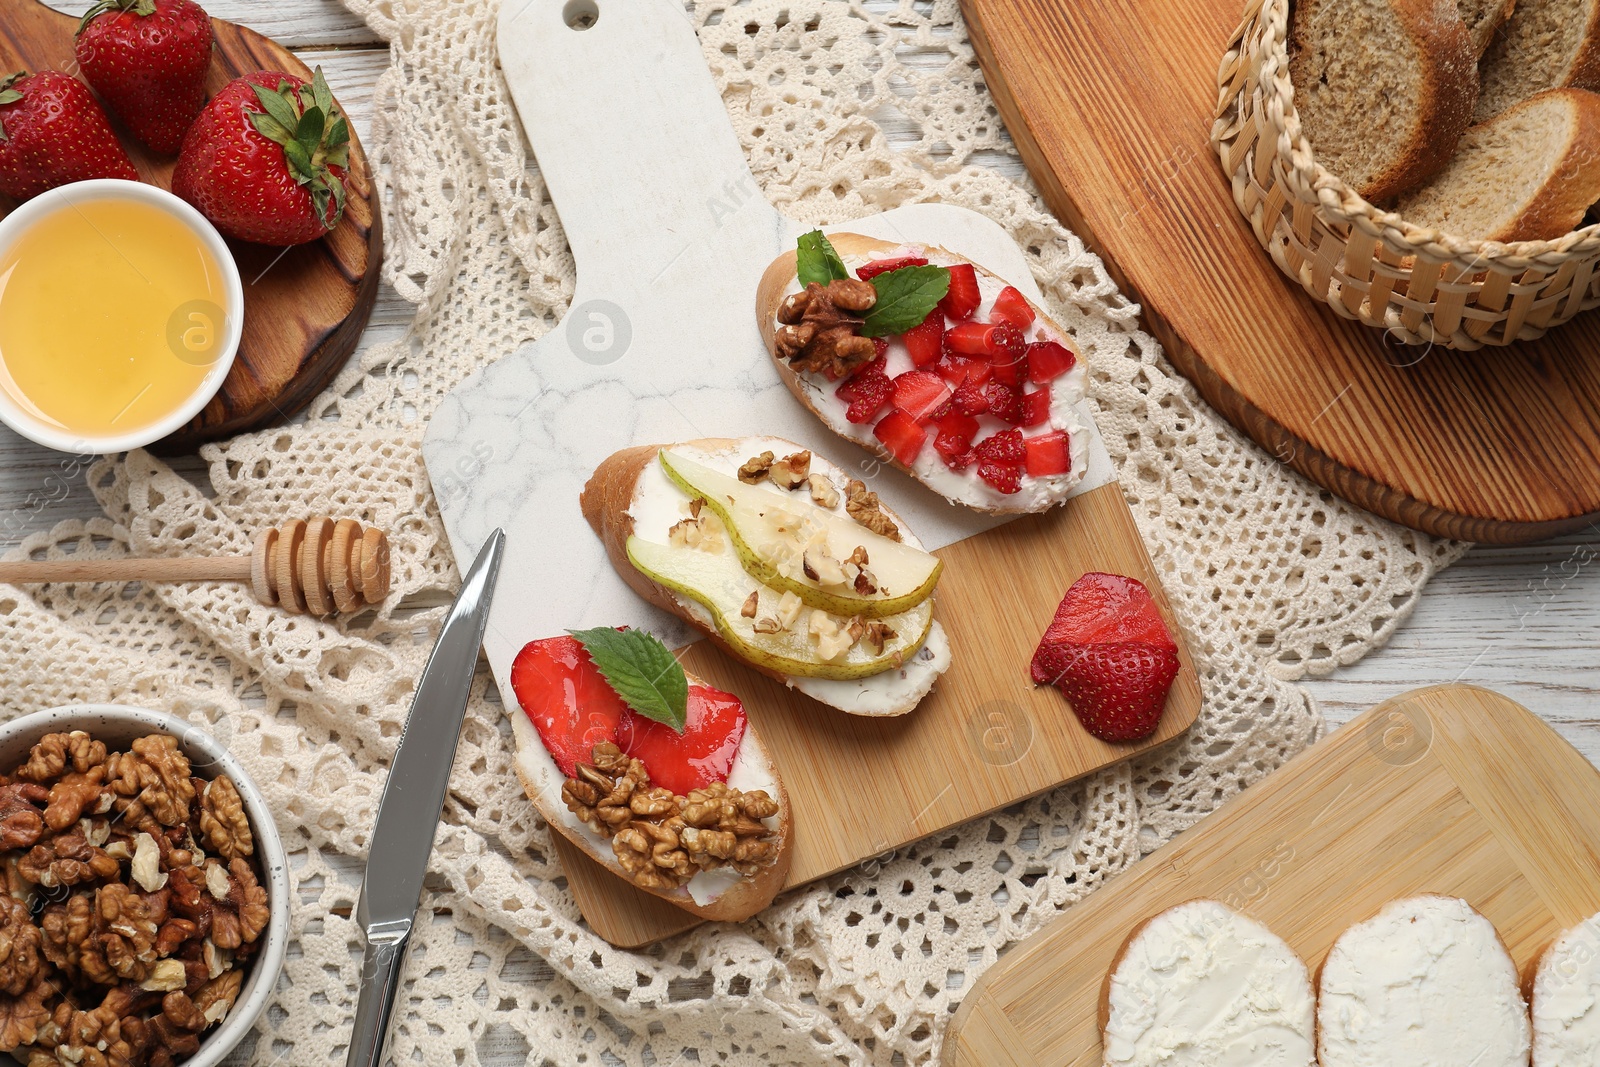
[{"x1": 775, "y1": 280, "x2": 878, "y2": 380}]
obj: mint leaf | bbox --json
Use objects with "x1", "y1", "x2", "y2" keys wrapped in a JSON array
[
  {"x1": 796, "y1": 230, "x2": 849, "y2": 287},
  {"x1": 862, "y1": 265, "x2": 951, "y2": 337},
  {"x1": 569, "y1": 627, "x2": 688, "y2": 733}
]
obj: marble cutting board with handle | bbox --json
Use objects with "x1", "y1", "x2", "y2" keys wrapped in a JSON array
[{"x1": 422, "y1": 0, "x2": 1200, "y2": 948}]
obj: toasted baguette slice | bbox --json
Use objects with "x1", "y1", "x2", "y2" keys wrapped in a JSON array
[
  {"x1": 507, "y1": 676, "x2": 792, "y2": 923},
  {"x1": 757, "y1": 234, "x2": 1090, "y2": 515},
  {"x1": 1398, "y1": 88, "x2": 1600, "y2": 241},
  {"x1": 1317, "y1": 896, "x2": 1530, "y2": 1067},
  {"x1": 1290, "y1": 0, "x2": 1478, "y2": 201},
  {"x1": 1477, "y1": 0, "x2": 1600, "y2": 119},
  {"x1": 1462, "y1": 0, "x2": 1519, "y2": 56},
  {"x1": 1529, "y1": 909, "x2": 1600, "y2": 1065},
  {"x1": 582, "y1": 436, "x2": 951, "y2": 717},
  {"x1": 1100, "y1": 900, "x2": 1315, "y2": 1067}
]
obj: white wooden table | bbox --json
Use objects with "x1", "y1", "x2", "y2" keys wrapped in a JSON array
[{"x1": 2, "y1": 3, "x2": 1597, "y2": 1055}]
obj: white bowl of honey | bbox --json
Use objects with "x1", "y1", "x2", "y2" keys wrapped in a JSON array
[{"x1": 0, "y1": 178, "x2": 243, "y2": 453}]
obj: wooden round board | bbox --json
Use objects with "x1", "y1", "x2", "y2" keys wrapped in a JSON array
[
  {"x1": 961, "y1": 0, "x2": 1600, "y2": 544},
  {"x1": 0, "y1": 0, "x2": 381, "y2": 451}
]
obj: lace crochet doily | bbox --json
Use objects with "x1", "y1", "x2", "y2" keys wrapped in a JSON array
[{"x1": 0, "y1": 2, "x2": 1467, "y2": 1064}]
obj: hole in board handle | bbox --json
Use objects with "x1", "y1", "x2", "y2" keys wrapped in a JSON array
[{"x1": 564, "y1": 0, "x2": 599, "y2": 29}]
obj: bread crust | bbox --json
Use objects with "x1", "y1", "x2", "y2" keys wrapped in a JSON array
[
  {"x1": 509, "y1": 703, "x2": 793, "y2": 924},
  {"x1": 1289, "y1": 0, "x2": 1478, "y2": 201},
  {"x1": 757, "y1": 233, "x2": 1080, "y2": 516},
  {"x1": 1493, "y1": 88, "x2": 1600, "y2": 241},
  {"x1": 581, "y1": 437, "x2": 942, "y2": 715}
]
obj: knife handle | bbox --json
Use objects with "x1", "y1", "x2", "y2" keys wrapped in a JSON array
[{"x1": 345, "y1": 920, "x2": 413, "y2": 1067}]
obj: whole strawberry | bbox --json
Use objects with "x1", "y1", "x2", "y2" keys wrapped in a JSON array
[
  {"x1": 75, "y1": 0, "x2": 214, "y2": 155},
  {"x1": 0, "y1": 71, "x2": 138, "y2": 200},
  {"x1": 172, "y1": 68, "x2": 349, "y2": 246}
]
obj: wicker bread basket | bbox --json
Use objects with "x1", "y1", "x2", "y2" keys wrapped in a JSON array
[{"x1": 1212, "y1": 0, "x2": 1600, "y2": 349}]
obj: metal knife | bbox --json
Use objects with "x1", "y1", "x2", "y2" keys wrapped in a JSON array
[{"x1": 345, "y1": 529, "x2": 506, "y2": 1067}]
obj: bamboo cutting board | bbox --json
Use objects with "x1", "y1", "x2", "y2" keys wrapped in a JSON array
[
  {"x1": 0, "y1": 0, "x2": 381, "y2": 450},
  {"x1": 944, "y1": 685, "x2": 1600, "y2": 1066},
  {"x1": 960, "y1": 0, "x2": 1600, "y2": 544},
  {"x1": 424, "y1": 0, "x2": 1201, "y2": 948}
]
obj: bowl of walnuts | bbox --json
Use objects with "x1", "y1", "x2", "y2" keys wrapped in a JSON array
[{"x1": 0, "y1": 704, "x2": 288, "y2": 1067}]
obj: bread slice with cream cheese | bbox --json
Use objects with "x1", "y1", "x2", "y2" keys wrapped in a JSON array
[{"x1": 1531, "y1": 909, "x2": 1600, "y2": 1066}]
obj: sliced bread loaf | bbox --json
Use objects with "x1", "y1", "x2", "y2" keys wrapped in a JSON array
[
  {"x1": 1101, "y1": 900, "x2": 1315, "y2": 1067},
  {"x1": 1531, "y1": 910, "x2": 1600, "y2": 1066},
  {"x1": 1459, "y1": 0, "x2": 1518, "y2": 55},
  {"x1": 1291, "y1": 0, "x2": 1479, "y2": 201},
  {"x1": 1476, "y1": 0, "x2": 1600, "y2": 119},
  {"x1": 1317, "y1": 896, "x2": 1530, "y2": 1067},
  {"x1": 1398, "y1": 88, "x2": 1600, "y2": 240}
]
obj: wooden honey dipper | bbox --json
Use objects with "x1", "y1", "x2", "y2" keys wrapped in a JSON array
[{"x1": 0, "y1": 518, "x2": 391, "y2": 616}]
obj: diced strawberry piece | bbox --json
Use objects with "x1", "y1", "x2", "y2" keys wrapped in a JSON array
[
  {"x1": 892, "y1": 370, "x2": 953, "y2": 422},
  {"x1": 934, "y1": 355, "x2": 975, "y2": 387},
  {"x1": 1021, "y1": 384, "x2": 1051, "y2": 428},
  {"x1": 616, "y1": 684, "x2": 747, "y2": 795},
  {"x1": 987, "y1": 323, "x2": 1027, "y2": 365},
  {"x1": 973, "y1": 428, "x2": 1026, "y2": 466},
  {"x1": 874, "y1": 409, "x2": 927, "y2": 465},
  {"x1": 990, "y1": 286, "x2": 1037, "y2": 330},
  {"x1": 951, "y1": 379, "x2": 990, "y2": 416},
  {"x1": 984, "y1": 381, "x2": 1022, "y2": 423},
  {"x1": 510, "y1": 636, "x2": 627, "y2": 778},
  {"x1": 978, "y1": 461, "x2": 1022, "y2": 495},
  {"x1": 903, "y1": 314, "x2": 946, "y2": 368},
  {"x1": 1029, "y1": 572, "x2": 1180, "y2": 743},
  {"x1": 1026, "y1": 340, "x2": 1077, "y2": 383},
  {"x1": 836, "y1": 358, "x2": 887, "y2": 404},
  {"x1": 939, "y1": 262, "x2": 981, "y2": 321},
  {"x1": 933, "y1": 412, "x2": 979, "y2": 469},
  {"x1": 1025, "y1": 429, "x2": 1071, "y2": 476},
  {"x1": 946, "y1": 322, "x2": 997, "y2": 357},
  {"x1": 856, "y1": 254, "x2": 929, "y2": 281},
  {"x1": 991, "y1": 345, "x2": 1028, "y2": 387},
  {"x1": 845, "y1": 374, "x2": 894, "y2": 424},
  {"x1": 873, "y1": 336, "x2": 890, "y2": 360}
]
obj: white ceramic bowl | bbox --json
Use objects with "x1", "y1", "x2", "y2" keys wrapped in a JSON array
[
  {"x1": 0, "y1": 704, "x2": 288, "y2": 1067},
  {"x1": 0, "y1": 180, "x2": 244, "y2": 454}
]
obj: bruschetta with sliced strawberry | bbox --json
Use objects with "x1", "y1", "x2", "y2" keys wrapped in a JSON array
[
  {"x1": 757, "y1": 231, "x2": 1089, "y2": 513},
  {"x1": 508, "y1": 627, "x2": 792, "y2": 921}
]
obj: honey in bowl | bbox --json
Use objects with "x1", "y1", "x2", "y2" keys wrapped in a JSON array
[{"x1": 0, "y1": 189, "x2": 234, "y2": 441}]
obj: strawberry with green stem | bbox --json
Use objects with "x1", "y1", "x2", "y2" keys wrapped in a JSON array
[
  {"x1": 75, "y1": 0, "x2": 215, "y2": 155},
  {"x1": 0, "y1": 71, "x2": 137, "y2": 201},
  {"x1": 173, "y1": 67, "x2": 350, "y2": 246}
]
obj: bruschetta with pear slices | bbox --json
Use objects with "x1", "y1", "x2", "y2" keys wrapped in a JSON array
[
  {"x1": 581, "y1": 437, "x2": 952, "y2": 717},
  {"x1": 507, "y1": 627, "x2": 792, "y2": 921},
  {"x1": 757, "y1": 231, "x2": 1089, "y2": 514}
]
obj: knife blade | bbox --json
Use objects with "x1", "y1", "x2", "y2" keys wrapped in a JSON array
[{"x1": 345, "y1": 528, "x2": 505, "y2": 1067}]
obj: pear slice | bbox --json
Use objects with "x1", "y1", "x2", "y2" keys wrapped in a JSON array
[
  {"x1": 658, "y1": 450, "x2": 942, "y2": 620},
  {"x1": 626, "y1": 535, "x2": 933, "y2": 680}
]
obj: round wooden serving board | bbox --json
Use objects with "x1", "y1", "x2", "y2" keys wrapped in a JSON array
[
  {"x1": 0, "y1": 0, "x2": 381, "y2": 451},
  {"x1": 961, "y1": 0, "x2": 1600, "y2": 544}
]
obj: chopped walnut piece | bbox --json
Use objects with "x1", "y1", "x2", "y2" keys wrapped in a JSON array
[
  {"x1": 130, "y1": 834, "x2": 168, "y2": 894},
  {"x1": 561, "y1": 744, "x2": 647, "y2": 836},
  {"x1": 198, "y1": 776, "x2": 253, "y2": 862},
  {"x1": 0, "y1": 975, "x2": 51, "y2": 1053},
  {"x1": 18, "y1": 831, "x2": 120, "y2": 889},
  {"x1": 103, "y1": 736, "x2": 195, "y2": 832},
  {"x1": 203, "y1": 860, "x2": 267, "y2": 951},
  {"x1": 679, "y1": 782, "x2": 782, "y2": 876},
  {"x1": 808, "y1": 611, "x2": 855, "y2": 662},
  {"x1": 736, "y1": 451, "x2": 775, "y2": 484},
  {"x1": 802, "y1": 546, "x2": 849, "y2": 588},
  {"x1": 96, "y1": 884, "x2": 166, "y2": 982},
  {"x1": 808, "y1": 474, "x2": 841, "y2": 509},
  {"x1": 768, "y1": 451, "x2": 811, "y2": 490},
  {"x1": 775, "y1": 280, "x2": 879, "y2": 379},
  {"x1": 0, "y1": 897, "x2": 42, "y2": 998},
  {"x1": 192, "y1": 969, "x2": 241, "y2": 1026},
  {"x1": 0, "y1": 785, "x2": 48, "y2": 852},
  {"x1": 612, "y1": 821, "x2": 694, "y2": 890},
  {"x1": 139, "y1": 959, "x2": 187, "y2": 992},
  {"x1": 751, "y1": 616, "x2": 784, "y2": 635},
  {"x1": 844, "y1": 480, "x2": 902, "y2": 542},
  {"x1": 666, "y1": 511, "x2": 724, "y2": 554},
  {"x1": 863, "y1": 621, "x2": 897, "y2": 656},
  {"x1": 852, "y1": 566, "x2": 878, "y2": 597},
  {"x1": 775, "y1": 591, "x2": 804, "y2": 631},
  {"x1": 740, "y1": 591, "x2": 759, "y2": 619},
  {"x1": 16, "y1": 732, "x2": 106, "y2": 783}
]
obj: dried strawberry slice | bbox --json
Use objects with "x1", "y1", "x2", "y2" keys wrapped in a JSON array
[{"x1": 857, "y1": 254, "x2": 930, "y2": 280}]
